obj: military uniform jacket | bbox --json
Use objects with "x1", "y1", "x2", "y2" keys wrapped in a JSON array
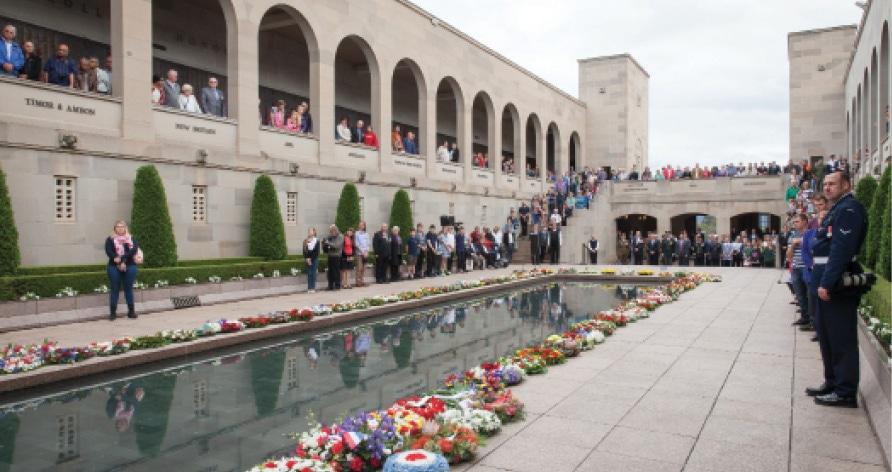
[{"x1": 810, "y1": 193, "x2": 868, "y2": 294}]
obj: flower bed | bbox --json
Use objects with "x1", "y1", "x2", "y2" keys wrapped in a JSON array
[
  {"x1": 247, "y1": 272, "x2": 718, "y2": 471},
  {"x1": 0, "y1": 269, "x2": 555, "y2": 375}
]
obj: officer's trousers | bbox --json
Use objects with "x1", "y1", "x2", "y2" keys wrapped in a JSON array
[{"x1": 814, "y1": 295, "x2": 860, "y2": 397}]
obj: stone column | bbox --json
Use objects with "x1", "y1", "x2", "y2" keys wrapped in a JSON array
[
  {"x1": 316, "y1": 47, "x2": 336, "y2": 166},
  {"x1": 110, "y1": 0, "x2": 154, "y2": 147},
  {"x1": 539, "y1": 124, "x2": 547, "y2": 191},
  {"x1": 424, "y1": 83, "x2": 437, "y2": 180},
  {"x1": 461, "y1": 96, "x2": 473, "y2": 187},
  {"x1": 229, "y1": 12, "x2": 260, "y2": 158},
  {"x1": 518, "y1": 110, "x2": 528, "y2": 194},
  {"x1": 558, "y1": 130, "x2": 570, "y2": 177},
  {"x1": 376, "y1": 58, "x2": 394, "y2": 175},
  {"x1": 491, "y1": 103, "x2": 502, "y2": 188}
]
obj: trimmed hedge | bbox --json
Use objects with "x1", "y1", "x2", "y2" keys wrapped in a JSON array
[
  {"x1": 865, "y1": 276, "x2": 891, "y2": 326},
  {"x1": 854, "y1": 175, "x2": 878, "y2": 262},
  {"x1": 131, "y1": 165, "x2": 178, "y2": 267},
  {"x1": 249, "y1": 175, "x2": 288, "y2": 260},
  {"x1": 335, "y1": 183, "x2": 361, "y2": 233},
  {"x1": 0, "y1": 164, "x2": 20, "y2": 276},
  {"x1": 867, "y1": 167, "x2": 890, "y2": 271},
  {"x1": 389, "y1": 189, "x2": 413, "y2": 248},
  {"x1": 0, "y1": 254, "x2": 379, "y2": 300},
  {"x1": 16, "y1": 257, "x2": 267, "y2": 276}
]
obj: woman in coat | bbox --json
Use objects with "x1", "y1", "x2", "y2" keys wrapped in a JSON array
[{"x1": 105, "y1": 220, "x2": 140, "y2": 320}]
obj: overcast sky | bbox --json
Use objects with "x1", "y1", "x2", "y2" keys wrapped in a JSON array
[{"x1": 412, "y1": 0, "x2": 863, "y2": 169}]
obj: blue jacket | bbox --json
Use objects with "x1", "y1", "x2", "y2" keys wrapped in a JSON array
[
  {"x1": 801, "y1": 228, "x2": 816, "y2": 284},
  {"x1": 455, "y1": 233, "x2": 465, "y2": 253},
  {"x1": 0, "y1": 40, "x2": 24, "y2": 76},
  {"x1": 810, "y1": 193, "x2": 868, "y2": 292},
  {"x1": 403, "y1": 137, "x2": 418, "y2": 154}
]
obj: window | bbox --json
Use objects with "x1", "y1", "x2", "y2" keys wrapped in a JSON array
[
  {"x1": 286, "y1": 192, "x2": 298, "y2": 225},
  {"x1": 56, "y1": 414, "x2": 78, "y2": 462},
  {"x1": 286, "y1": 356, "x2": 299, "y2": 390},
  {"x1": 192, "y1": 186, "x2": 207, "y2": 223},
  {"x1": 54, "y1": 176, "x2": 76, "y2": 222},
  {"x1": 448, "y1": 202, "x2": 455, "y2": 216},
  {"x1": 758, "y1": 214, "x2": 770, "y2": 231},
  {"x1": 193, "y1": 380, "x2": 209, "y2": 418},
  {"x1": 481, "y1": 205, "x2": 488, "y2": 225}
]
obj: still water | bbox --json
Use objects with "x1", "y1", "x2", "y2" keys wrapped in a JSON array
[{"x1": 0, "y1": 282, "x2": 641, "y2": 472}]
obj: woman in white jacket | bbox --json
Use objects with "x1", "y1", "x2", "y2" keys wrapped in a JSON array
[{"x1": 178, "y1": 84, "x2": 202, "y2": 113}]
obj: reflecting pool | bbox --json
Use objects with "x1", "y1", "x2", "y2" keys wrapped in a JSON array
[{"x1": 0, "y1": 282, "x2": 641, "y2": 472}]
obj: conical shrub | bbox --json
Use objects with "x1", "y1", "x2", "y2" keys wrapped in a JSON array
[
  {"x1": 335, "y1": 183, "x2": 361, "y2": 233},
  {"x1": 0, "y1": 164, "x2": 20, "y2": 275},
  {"x1": 388, "y1": 189, "x2": 413, "y2": 247},
  {"x1": 130, "y1": 165, "x2": 177, "y2": 267},
  {"x1": 249, "y1": 175, "x2": 287, "y2": 260}
]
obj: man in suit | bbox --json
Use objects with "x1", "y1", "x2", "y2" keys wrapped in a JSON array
[
  {"x1": 414, "y1": 223, "x2": 425, "y2": 277},
  {"x1": 547, "y1": 224, "x2": 560, "y2": 264},
  {"x1": 0, "y1": 24, "x2": 24, "y2": 77},
  {"x1": 632, "y1": 230, "x2": 644, "y2": 265},
  {"x1": 677, "y1": 232, "x2": 691, "y2": 266},
  {"x1": 162, "y1": 69, "x2": 180, "y2": 108},
  {"x1": 200, "y1": 77, "x2": 226, "y2": 117},
  {"x1": 538, "y1": 225, "x2": 549, "y2": 265},
  {"x1": 661, "y1": 233, "x2": 676, "y2": 265},
  {"x1": 455, "y1": 226, "x2": 467, "y2": 272},
  {"x1": 389, "y1": 226, "x2": 402, "y2": 282},
  {"x1": 351, "y1": 120, "x2": 366, "y2": 144},
  {"x1": 587, "y1": 234, "x2": 599, "y2": 264},
  {"x1": 372, "y1": 223, "x2": 391, "y2": 283},
  {"x1": 529, "y1": 224, "x2": 541, "y2": 265},
  {"x1": 647, "y1": 234, "x2": 660, "y2": 265}
]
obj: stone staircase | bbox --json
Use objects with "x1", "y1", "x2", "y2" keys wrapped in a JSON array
[{"x1": 510, "y1": 204, "x2": 599, "y2": 265}]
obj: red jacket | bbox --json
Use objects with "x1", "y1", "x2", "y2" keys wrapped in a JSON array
[{"x1": 363, "y1": 131, "x2": 378, "y2": 148}]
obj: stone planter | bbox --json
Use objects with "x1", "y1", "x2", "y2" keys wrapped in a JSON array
[
  {"x1": 76, "y1": 293, "x2": 107, "y2": 310},
  {"x1": 0, "y1": 300, "x2": 36, "y2": 318},
  {"x1": 138, "y1": 287, "x2": 172, "y2": 303},
  {"x1": 36, "y1": 296, "x2": 77, "y2": 313},
  {"x1": 170, "y1": 285, "x2": 200, "y2": 298},
  {"x1": 857, "y1": 318, "x2": 891, "y2": 467}
]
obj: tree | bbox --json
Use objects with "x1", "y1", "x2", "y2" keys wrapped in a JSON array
[
  {"x1": 250, "y1": 350, "x2": 285, "y2": 416},
  {"x1": 335, "y1": 183, "x2": 361, "y2": 233},
  {"x1": 388, "y1": 189, "x2": 413, "y2": 246},
  {"x1": 249, "y1": 175, "x2": 287, "y2": 260},
  {"x1": 854, "y1": 175, "x2": 878, "y2": 262},
  {"x1": 0, "y1": 164, "x2": 20, "y2": 275},
  {"x1": 874, "y1": 168, "x2": 891, "y2": 278},
  {"x1": 130, "y1": 165, "x2": 178, "y2": 267},
  {"x1": 134, "y1": 374, "x2": 177, "y2": 456},
  {"x1": 866, "y1": 167, "x2": 890, "y2": 270}
]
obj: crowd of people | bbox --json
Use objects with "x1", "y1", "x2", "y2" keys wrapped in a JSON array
[
  {"x1": 615, "y1": 229, "x2": 779, "y2": 268},
  {"x1": 151, "y1": 69, "x2": 228, "y2": 117},
  {"x1": 336, "y1": 117, "x2": 379, "y2": 148},
  {"x1": 266, "y1": 99, "x2": 314, "y2": 133},
  {"x1": 1, "y1": 24, "x2": 112, "y2": 93},
  {"x1": 300, "y1": 216, "x2": 522, "y2": 292}
]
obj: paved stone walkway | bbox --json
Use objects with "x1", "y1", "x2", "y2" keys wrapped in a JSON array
[{"x1": 454, "y1": 268, "x2": 889, "y2": 472}]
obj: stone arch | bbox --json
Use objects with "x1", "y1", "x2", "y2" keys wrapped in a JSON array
[
  {"x1": 871, "y1": 48, "x2": 879, "y2": 155},
  {"x1": 525, "y1": 113, "x2": 542, "y2": 177},
  {"x1": 546, "y1": 121, "x2": 561, "y2": 176},
  {"x1": 501, "y1": 103, "x2": 521, "y2": 174},
  {"x1": 729, "y1": 212, "x2": 781, "y2": 239},
  {"x1": 670, "y1": 213, "x2": 716, "y2": 238},
  {"x1": 615, "y1": 213, "x2": 657, "y2": 237},
  {"x1": 472, "y1": 92, "x2": 496, "y2": 168},
  {"x1": 862, "y1": 67, "x2": 870, "y2": 159},
  {"x1": 569, "y1": 131, "x2": 581, "y2": 172},
  {"x1": 391, "y1": 58, "x2": 427, "y2": 153},
  {"x1": 152, "y1": 0, "x2": 234, "y2": 112},
  {"x1": 881, "y1": 22, "x2": 890, "y2": 143},
  {"x1": 435, "y1": 76, "x2": 465, "y2": 161},
  {"x1": 334, "y1": 34, "x2": 381, "y2": 140},
  {"x1": 258, "y1": 4, "x2": 320, "y2": 128}
]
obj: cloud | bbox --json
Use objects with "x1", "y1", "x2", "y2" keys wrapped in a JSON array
[{"x1": 411, "y1": 0, "x2": 863, "y2": 168}]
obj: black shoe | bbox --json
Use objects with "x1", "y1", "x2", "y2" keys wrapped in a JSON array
[
  {"x1": 791, "y1": 319, "x2": 809, "y2": 326},
  {"x1": 109, "y1": 307, "x2": 117, "y2": 321},
  {"x1": 814, "y1": 392, "x2": 857, "y2": 408},
  {"x1": 805, "y1": 383, "x2": 833, "y2": 397},
  {"x1": 126, "y1": 304, "x2": 137, "y2": 319},
  {"x1": 811, "y1": 336, "x2": 818, "y2": 342},
  {"x1": 798, "y1": 324, "x2": 815, "y2": 332}
]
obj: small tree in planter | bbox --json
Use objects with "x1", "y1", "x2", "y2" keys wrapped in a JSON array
[
  {"x1": 866, "y1": 167, "x2": 890, "y2": 270},
  {"x1": 0, "y1": 164, "x2": 20, "y2": 275},
  {"x1": 854, "y1": 175, "x2": 878, "y2": 262},
  {"x1": 389, "y1": 189, "x2": 413, "y2": 247},
  {"x1": 249, "y1": 175, "x2": 287, "y2": 260},
  {"x1": 335, "y1": 182, "x2": 361, "y2": 233},
  {"x1": 131, "y1": 165, "x2": 178, "y2": 267}
]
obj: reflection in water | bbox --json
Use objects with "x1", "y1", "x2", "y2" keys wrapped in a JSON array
[{"x1": 0, "y1": 282, "x2": 633, "y2": 472}]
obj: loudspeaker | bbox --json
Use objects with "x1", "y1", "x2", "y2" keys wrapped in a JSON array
[{"x1": 440, "y1": 215, "x2": 455, "y2": 227}]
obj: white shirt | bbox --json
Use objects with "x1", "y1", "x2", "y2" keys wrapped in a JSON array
[
  {"x1": 444, "y1": 232, "x2": 455, "y2": 251},
  {"x1": 436, "y1": 146, "x2": 449, "y2": 162},
  {"x1": 337, "y1": 124, "x2": 352, "y2": 141},
  {"x1": 151, "y1": 88, "x2": 162, "y2": 104},
  {"x1": 179, "y1": 94, "x2": 201, "y2": 113},
  {"x1": 354, "y1": 231, "x2": 370, "y2": 255},
  {"x1": 550, "y1": 212, "x2": 562, "y2": 225},
  {"x1": 4, "y1": 41, "x2": 11, "y2": 62}
]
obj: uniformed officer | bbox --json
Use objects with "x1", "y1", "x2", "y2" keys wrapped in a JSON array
[{"x1": 805, "y1": 171, "x2": 868, "y2": 408}]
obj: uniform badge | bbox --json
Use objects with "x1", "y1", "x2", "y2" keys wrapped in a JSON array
[{"x1": 827, "y1": 225, "x2": 832, "y2": 238}]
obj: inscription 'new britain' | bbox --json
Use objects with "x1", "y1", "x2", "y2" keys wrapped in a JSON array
[
  {"x1": 175, "y1": 123, "x2": 216, "y2": 135},
  {"x1": 25, "y1": 98, "x2": 95, "y2": 115}
]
